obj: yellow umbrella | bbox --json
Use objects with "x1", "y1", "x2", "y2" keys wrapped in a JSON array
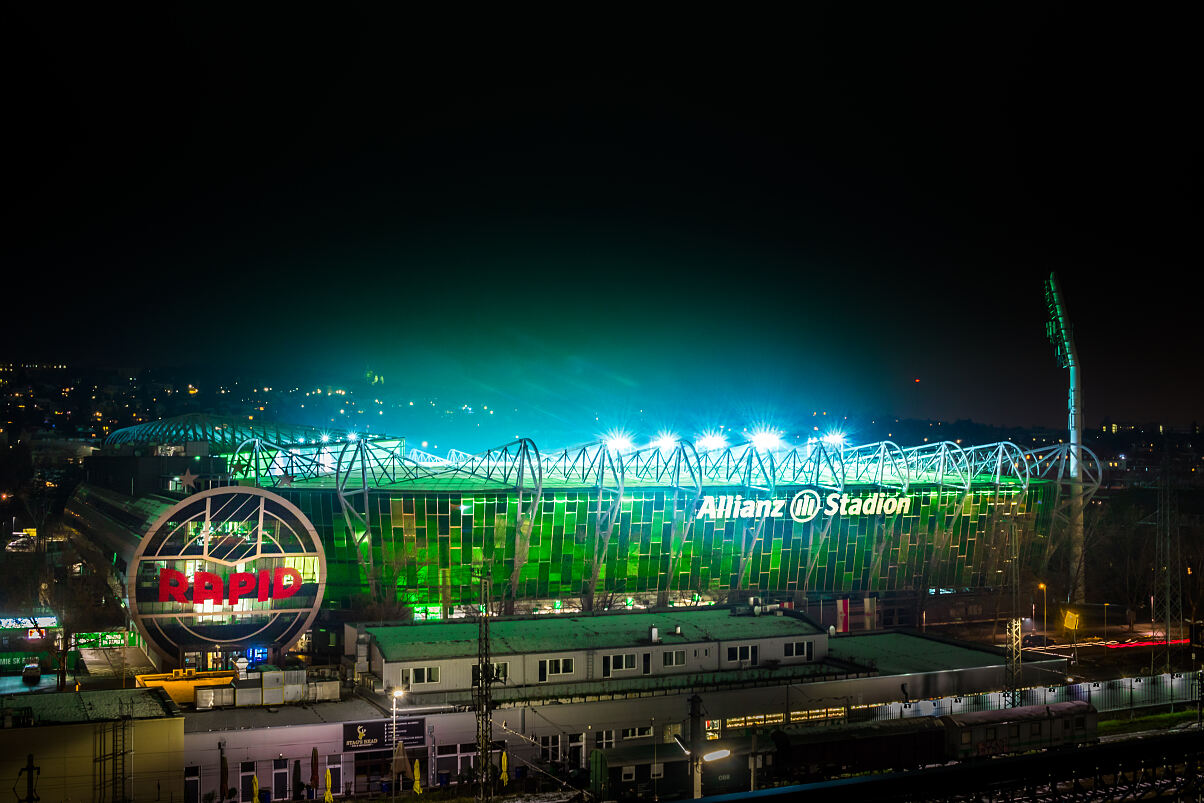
[
  {"x1": 413, "y1": 759, "x2": 422, "y2": 795},
  {"x1": 252, "y1": 774, "x2": 259, "y2": 803},
  {"x1": 500, "y1": 751, "x2": 509, "y2": 786},
  {"x1": 324, "y1": 768, "x2": 333, "y2": 803}
]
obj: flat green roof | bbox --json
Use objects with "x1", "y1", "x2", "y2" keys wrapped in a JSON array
[
  {"x1": 365, "y1": 607, "x2": 823, "y2": 662},
  {"x1": 827, "y1": 631, "x2": 1006, "y2": 675}
]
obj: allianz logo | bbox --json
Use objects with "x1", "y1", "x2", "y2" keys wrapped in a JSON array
[{"x1": 697, "y1": 491, "x2": 912, "y2": 523}]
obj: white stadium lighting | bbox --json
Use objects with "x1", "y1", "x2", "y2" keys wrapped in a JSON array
[
  {"x1": 695, "y1": 433, "x2": 727, "y2": 451},
  {"x1": 603, "y1": 431, "x2": 634, "y2": 453},
  {"x1": 651, "y1": 432, "x2": 678, "y2": 453},
  {"x1": 750, "y1": 429, "x2": 783, "y2": 451},
  {"x1": 822, "y1": 431, "x2": 846, "y2": 446}
]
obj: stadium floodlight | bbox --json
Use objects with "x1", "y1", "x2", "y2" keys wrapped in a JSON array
[
  {"x1": 750, "y1": 429, "x2": 783, "y2": 451},
  {"x1": 603, "y1": 430, "x2": 634, "y2": 453},
  {"x1": 347, "y1": 432, "x2": 358, "y2": 442},
  {"x1": 651, "y1": 432, "x2": 678, "y2": 453},
  {"x1": 821, "y1": 431, "x2": 846, "y2": 447},
  {"x1": 320, "y1": 433, "x2": 330, "y2": 443},
  {"x1": 695, "y1": 433, "x2": 727, "y2": 452}
]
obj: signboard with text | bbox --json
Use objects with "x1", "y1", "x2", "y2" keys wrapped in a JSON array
[
  {"x1": 127, "y1": 486, "x2": 326, "y2": 663},
  {"x1": 343, "y1": 721, "x2": 387, "y2": 751},
  {"x1": 392, "y1": 717, "x2": 426, "y2": 748}
]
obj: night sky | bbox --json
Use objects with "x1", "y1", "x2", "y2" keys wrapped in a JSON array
[{"x1": 5, "y1": 7, "x2": 1198, "y2": 449}]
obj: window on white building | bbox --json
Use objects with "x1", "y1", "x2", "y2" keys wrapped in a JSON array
[
  {"x1": 411, "y1": 666, "x2": 440, "y2": 684},
  {"x1": 538, "y1": 657, "x2": 574, "y2": 682},
  {"x1": 726, "y1": 644, "x2": 758, "y2": 665}
]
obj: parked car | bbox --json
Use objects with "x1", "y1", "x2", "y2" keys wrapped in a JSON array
[
  {"x1": 5, "y1": 536, "x2": 35, "y2": 553},
  {"x1": 21, "y1": 661, "x2": 41, "y2": 684},
  {"x1": 1022, "y1": 634, "x2": 1054, "y2": 647}
]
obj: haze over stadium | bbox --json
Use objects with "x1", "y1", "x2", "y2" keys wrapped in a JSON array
[{"x1": 3, "y1": 6, "x2": 1198, "y2": 444}]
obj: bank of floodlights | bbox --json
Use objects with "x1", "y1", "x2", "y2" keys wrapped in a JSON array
[
  {"x1": 603, "y1": 430, "x2": 634, "y2": 453},
  {"x1": 695, "y1": 432, "x2": 727, "y2": 452},
  {"x1": 651, "y1": 432, "x2": 679, "y2": 453},
  {"x1": 750, "y1": 429, "x2": 784, "y2": 451}
]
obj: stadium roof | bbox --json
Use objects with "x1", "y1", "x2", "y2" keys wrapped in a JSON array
[{"x1": 104, "y1": 414, "x2": 1103, "y2": 496}]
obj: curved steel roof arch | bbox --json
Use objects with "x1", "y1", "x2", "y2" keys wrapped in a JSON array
[
  {"x1": 1026, "y1": 443, "x2": 1103, "y2": 498},
  {"x1": 412, "y1": 439, "x2": 544, "y2": 494},
  {"x1": 842, "y1": 440, "x2": 910, "y2": 490},
  {"x1": 541, "y1": 442, "x2": 620, "y2": 490},
  {"x1": 231, "y1": 435, "x2": 421, "y2": 489},
  {"x1": 618, "y1": 439, "x2": 704, "y2": 496},
  {"x1": 963, "y1": 441, "x2": 1030, "y2": 489},
  {"x1": 770, "y1": 440, "x2": 847, "y2": 491},
  {"x1": 698, "y1": 442, "x2": 777, "y2": 491},
  {"x1": 903, "y1": 441, "x2": 972, "y2": 490}
]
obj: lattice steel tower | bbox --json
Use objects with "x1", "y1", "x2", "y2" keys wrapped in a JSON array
[{"x1": 475, "y1": 572, "x2": 494, "y2": 803}]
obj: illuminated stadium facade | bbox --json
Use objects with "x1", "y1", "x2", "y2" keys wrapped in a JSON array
[{"x1": 70, "y1": 415, "x2": 1101, "y2": 666}]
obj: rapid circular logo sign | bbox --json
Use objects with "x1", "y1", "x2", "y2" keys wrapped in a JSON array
[
  {"x1": 789, "y1": 490, "x2": 823, "y2": 523},
  {"x1": 127, "y1": 486, "x2": 326, "y2": 662}
]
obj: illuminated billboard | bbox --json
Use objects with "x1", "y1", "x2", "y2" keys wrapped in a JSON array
[{"x1": 127, "y1": 486, "x2": 326, "y2": 664}]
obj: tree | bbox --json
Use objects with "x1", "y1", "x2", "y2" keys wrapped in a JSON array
[{"x1": 1, "y1": 524, "x2": 125, "y2": 690}]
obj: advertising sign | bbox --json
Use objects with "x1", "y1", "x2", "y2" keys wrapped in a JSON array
[
  {"x1": 696, "y1": 491, "x2": 912, "y2": 524},
  {"x1": 127, "y1": 486, "x2": 326, "y2": 662},
  {"x1": 343, "y1": 721, "x2": 387, "y2": 751},
  {"x1": 394, "y1": 717, "x2": 427, "y2": 748}
]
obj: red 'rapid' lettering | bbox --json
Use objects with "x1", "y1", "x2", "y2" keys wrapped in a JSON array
[
  {"x1": 227, "y1": 572, "x2": 258, "y2": 605},
  {"x1": 272, "y1": 567, "x2": 304, "y2": 599},
  {"x1": 158, "y1": 568, "x2": 188, "y2": 603},
  {"x1": 193, "y1": 571, "x2": 223, "y2": 605}
]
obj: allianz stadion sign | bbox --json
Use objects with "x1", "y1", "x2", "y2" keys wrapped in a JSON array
[{"x1": 697, "y1": 491, "x2": 913, "y2": 524}]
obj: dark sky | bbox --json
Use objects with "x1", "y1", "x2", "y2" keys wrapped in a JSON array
[{"x1": 4, "y1": 6, "x2": 1199, "y2": 445}]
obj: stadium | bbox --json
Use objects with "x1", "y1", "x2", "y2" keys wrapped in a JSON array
[{"x1": 66, "y1": 414, "x2": 1102, "y2": 669}]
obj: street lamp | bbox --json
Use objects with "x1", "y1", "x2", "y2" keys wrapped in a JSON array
[
  {"x1": 1038, "y1": 583, "x2": 1047, "y2": 640},
  {"x1": 391, "y1": 688, "x2": 404, "y2": 800}
]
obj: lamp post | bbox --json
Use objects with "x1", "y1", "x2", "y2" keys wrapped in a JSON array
[
  {"x1": 1038, "y1": 583, "x2": 1047, "y2": 639},
  {"x1": 651, "y1": 717, "x2": 659, "y2": 801},
  {"x1": 391, "y1": 688, "x2": 404, "y2": 800}
]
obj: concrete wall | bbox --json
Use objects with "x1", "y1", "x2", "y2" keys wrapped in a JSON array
[{"x1": 0, "y1": 716, "x2": 185, "y2": 802}]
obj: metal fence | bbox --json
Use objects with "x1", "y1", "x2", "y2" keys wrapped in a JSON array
[{"x1": 870, "y1": 672, "x2": 1201, "y2": 720}]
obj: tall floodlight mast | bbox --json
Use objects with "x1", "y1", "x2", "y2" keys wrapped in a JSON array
[{"x1": 1045, "y1": 272, "x2": 1085, "y2": 604}]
